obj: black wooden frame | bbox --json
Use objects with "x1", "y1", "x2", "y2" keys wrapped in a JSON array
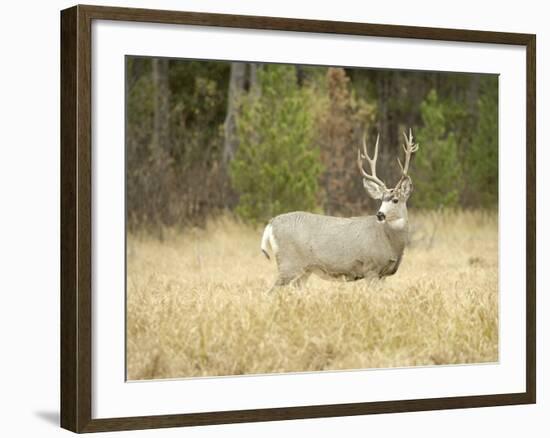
[{"x1": 61, "y1": 4, "x2": 536, "y2": 433}]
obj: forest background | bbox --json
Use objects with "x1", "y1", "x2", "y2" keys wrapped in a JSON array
[{"x1": 126, "y1": 58, "x2": 498, "y2": 230}]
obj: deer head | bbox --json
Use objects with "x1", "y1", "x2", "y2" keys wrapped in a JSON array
[{"x1": 357, "y1": 129, "x2": 419, "y2": 224}]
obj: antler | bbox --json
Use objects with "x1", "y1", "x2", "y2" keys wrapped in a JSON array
[
  {"x1": 397, "y1": 128, "x2": 419, "y2": 177},
  {"x1": 357, "y1": 132, "x2": 387, "y2": 189}
]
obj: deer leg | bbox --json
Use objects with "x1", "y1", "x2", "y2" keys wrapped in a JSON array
[
  {"x1": 378, "y1": 257, "x2": 401, "y2": 278},
  {"x1": 292, "y1": 271, "x2": 311, "y2": 289},
  {"x1": 267, "y1": 263, "x2": 305, "y2": 293},
  {"x1": 267, "y1": 275, "x2": 293, "y2": 293}
]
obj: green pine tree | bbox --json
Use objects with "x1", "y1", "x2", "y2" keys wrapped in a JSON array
[
  {"x1": 414, "y1": 89, "x2": 462, "y2": 208},
  {"x1": 466, "y1": 77, "x2": 498, "y2": 207},
  {"x1": 230, "y1": 65, "x2": 322, "y2": 222}
]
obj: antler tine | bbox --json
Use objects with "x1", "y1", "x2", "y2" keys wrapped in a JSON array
[
  {"x1": 397, "y1": 157, "x2": 404, "y2": 173},
  {"x1": 398, "y1": 129, "x2": 419, "y2": 177},
  {"x1": 358, "y1": 132, "x2": 386, "y2": 189}
]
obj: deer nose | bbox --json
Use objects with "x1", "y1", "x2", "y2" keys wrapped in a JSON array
[{"x1": 376, "y1": 211, "x2": 386, "y2": 222}]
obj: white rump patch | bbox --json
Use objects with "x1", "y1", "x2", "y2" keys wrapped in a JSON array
[
  {"x1": 268, "y1": 227, "x2": 279, "y2": 255},
  {"x1": 260, "y1": 223, "x2": 279, "y2": 258}
]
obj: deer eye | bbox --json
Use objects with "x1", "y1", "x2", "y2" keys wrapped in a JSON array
[{"x1": 392, "y1": 198, "x2": 399, "y2": 204}]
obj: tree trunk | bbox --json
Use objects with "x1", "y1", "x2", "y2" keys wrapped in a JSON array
[
  {"x1": 223, "y1": 62, "x2": 247, "y2": 165},
  {"x1": 467, "y1": 74, "x2": 481, "y2": 114},
  {"x1": 249, "y1": 63, "x2": 260, "y2": 97},
  {"x1": 152, "y1": 58, "x2": 170, "y2": 153}
]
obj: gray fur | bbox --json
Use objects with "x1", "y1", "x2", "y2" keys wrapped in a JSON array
[
  {"x1": 263, "y1": 209, "x2": 409, "y2": 292},
  {"x1": 261, "y1": 130, "x2": 417, "y2": 292}
]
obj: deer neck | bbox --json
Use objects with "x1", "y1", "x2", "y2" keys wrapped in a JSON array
[{"x1": 383, "y1": 211, "x2": 409, "y2": 255}]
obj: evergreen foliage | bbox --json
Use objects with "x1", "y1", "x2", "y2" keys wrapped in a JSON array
[
  {"x1": 230, "y1": 65, "x2": 322, "y2": 222},
  {"x1": 466, "y1": 77, "x2": 499, "y2": 207},
  {"x1": 126, "y1": 57, "x2": 499, "y2": 229},
  {"x1": 414, "y1": 90, "x2": 463, "y2": 208}
]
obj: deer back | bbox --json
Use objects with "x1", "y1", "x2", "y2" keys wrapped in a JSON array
[{"x1": 270, "y1": 211, "x2": 406, "y2": 278}]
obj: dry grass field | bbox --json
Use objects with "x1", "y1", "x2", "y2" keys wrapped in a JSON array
[{"x1": 126, "y1": 210, "x2": 498, "y2": 380}]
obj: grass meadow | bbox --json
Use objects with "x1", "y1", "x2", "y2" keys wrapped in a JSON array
[{"x1": 126, "y1": 210, "x2": 498, "y2": 380}]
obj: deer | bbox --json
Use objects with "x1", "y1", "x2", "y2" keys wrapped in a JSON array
[{"x1": 260, "y1": 129, "x2": 419, "y2": 292}]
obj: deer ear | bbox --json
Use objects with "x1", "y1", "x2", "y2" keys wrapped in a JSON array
[
  {"x1": 399, "y1": 177, "x2": 413, "y2": 199},
  {"x1": 363, "y1": 179, "x2": 385, "y2": 200}
]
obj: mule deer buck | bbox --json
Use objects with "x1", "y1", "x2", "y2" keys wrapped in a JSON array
[{"x1": 260, "y1": 129, "x2": 419, "y2": 292}]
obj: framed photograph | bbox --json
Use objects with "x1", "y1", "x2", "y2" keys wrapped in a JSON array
[{"x1": 60, "y1": 4, "x2": 536, "y2": 433}]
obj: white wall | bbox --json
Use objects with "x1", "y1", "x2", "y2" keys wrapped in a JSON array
[{"x1": 0, "y1": 0, "x2": 545, "y2": 437}]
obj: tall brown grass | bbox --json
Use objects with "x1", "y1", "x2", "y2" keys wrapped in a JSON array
[{"x1": 126, "y1": 210, "x2": 498, "y2": 380}]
